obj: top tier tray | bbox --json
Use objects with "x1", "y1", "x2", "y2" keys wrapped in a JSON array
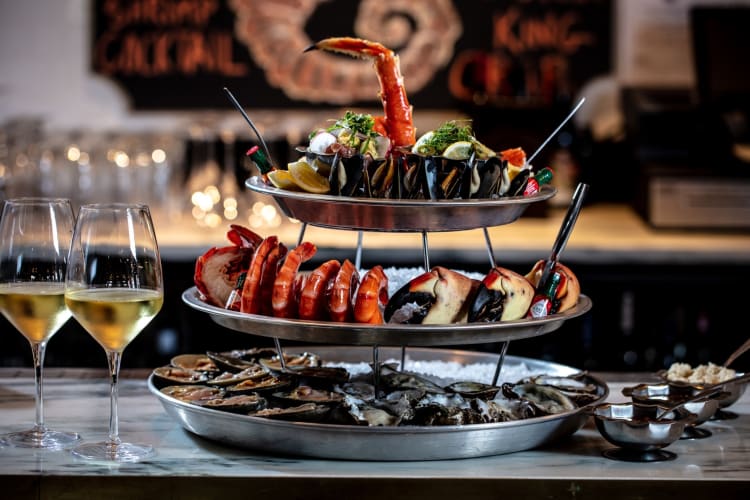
[{"x1": 245, "y1": 176, "x2": 556, "y2": 232}]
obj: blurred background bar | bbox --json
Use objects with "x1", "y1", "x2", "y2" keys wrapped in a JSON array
[{"x1": 0, "y1": 0, "x2": 749, "y2": 372}]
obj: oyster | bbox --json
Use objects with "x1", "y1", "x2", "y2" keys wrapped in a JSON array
[
  {"x1": 152, "y1": 366, "x2": 210, "y2": 388},
  {"x1": 254, "y1": 403, "x2": 331, "y2": 422},
  {"x1": 200, "y1": 394, "x2": 267, "y2": 413},
  {"x1": 170, "y1": 354, "x2": 219, "y2": 374},
  {"x1": 160, "y1": 384, "x2": 223, "y2": 403},
  {"x1": 208, "y1": 365, "x2": 269, "y2": 387}
]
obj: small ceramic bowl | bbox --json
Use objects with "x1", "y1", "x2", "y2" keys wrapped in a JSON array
[{"x1": 591, "y1": 402, "x2": 696, "y2": 461}]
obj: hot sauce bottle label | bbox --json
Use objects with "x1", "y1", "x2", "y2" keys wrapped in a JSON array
[
  {"x1": 527, "y1": 270, "x2": 561, "y2": 318},
  {"x1": 524, "y1": 167, "x2": 554, "y2": 196},
  {"x1": 529, "y1": 296, "x2": 552, "y2": 318}
]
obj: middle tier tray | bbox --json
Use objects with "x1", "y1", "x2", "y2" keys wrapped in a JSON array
[
  {"x1": 245, "y1": 176, "x2": 556, "y2": 232},
  {"x1": 182, "y1": 286, "x2": 592, "y2": 346}
]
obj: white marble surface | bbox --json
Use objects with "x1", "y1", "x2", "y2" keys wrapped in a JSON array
[{"x1": 0, "y1": 368, "x2": 748, "y2": 490}]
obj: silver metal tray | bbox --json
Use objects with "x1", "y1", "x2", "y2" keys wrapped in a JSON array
[
  {"x1": 245, "y1": 176, "x2": 556, "y2": 232},
  {"x1": 182, "y1": 286, "x2": 592, "y2": 347},
  {"x1": 149, "y1": 346, "x2": 608, "y2": 461}
]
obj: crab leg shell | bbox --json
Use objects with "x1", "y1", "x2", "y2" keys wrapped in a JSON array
[{"x1": 306, "y1": 37, "x2": 416, "y2": 148}]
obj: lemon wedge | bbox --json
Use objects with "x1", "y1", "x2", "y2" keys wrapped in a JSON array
[
  {"x1": 442, "y1": 141, "x2": 474, "y2": 160},
  {"x1": 288, "y1": 160, "x2": 330, "y2": 194},
  {"x1": 267, "y1": 169, "x2": 298, "y2": 190}
]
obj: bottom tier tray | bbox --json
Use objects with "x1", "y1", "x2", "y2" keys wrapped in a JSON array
[{"x1": 149, "y1": 346, "x2": 608, "y2": 461}]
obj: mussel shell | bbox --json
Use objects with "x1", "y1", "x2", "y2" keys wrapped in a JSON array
[
  {"x1": 152, "y1": 366, "x2": 210, "y2": 388},
  {"x1": 224, "y1": 374, "x2": 295, "y2": 395},
  {"x1": 253, "y1": 402, "x2": 331, "y2": 423},
  {"x1": 471, "y1": 157, "x2": 505, "y2": 198},
  {"x1": 199, "y1": 393, "x2": 267, "y2": 413},
  {"x1": 207, "y1": 365, "x2": 269, "y2": 387},
  {"x1": 170, "y1": 354, "x2": 219, "y2": 374},
  {"x1": 160, "y1": 384, "x2": 224, "y2": 403}
]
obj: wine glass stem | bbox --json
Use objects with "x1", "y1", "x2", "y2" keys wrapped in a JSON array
[
  {"x1": 106, "y1": 350, "x2": 122, "y2": 447},
  {"x1": 30, "y1": 341, "x2": 48, "y2": 434}
]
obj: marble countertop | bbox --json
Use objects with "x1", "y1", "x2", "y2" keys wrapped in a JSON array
[
  {"x1": 0, "y1": 367, "x2": 748, "y2": 499},
  {"x1": 153, "y1": 203, "x2": 750, "y2": 265}
]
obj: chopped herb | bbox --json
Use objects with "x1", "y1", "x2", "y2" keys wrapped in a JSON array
[{"x1": 419, "y1": 120, "x2": 475, "y2": 155}]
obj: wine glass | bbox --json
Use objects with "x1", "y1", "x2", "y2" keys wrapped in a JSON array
[
  {"x1": 0, "y1": 197, "x2": 81, "y2": 449},
  {"x1": 65, "y1": 203, "x2": 163, "y2": 462}
]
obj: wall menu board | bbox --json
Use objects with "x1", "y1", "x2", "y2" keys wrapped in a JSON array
[{"x1": 92, "y1": 0, "x2": 611, "y2": 111}]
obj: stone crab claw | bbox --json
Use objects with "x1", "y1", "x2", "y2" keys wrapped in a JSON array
[
  {"x1": 384, "y1": 266, "x2": 479, "y2": 324},
  {"x1": 468, "y1": 267, "x2": 535, "y2": 322},
  {"x1": 193, "y1": 225, "x2": 263, "y2": 309}
]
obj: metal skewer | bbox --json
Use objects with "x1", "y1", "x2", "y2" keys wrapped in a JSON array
[
  {"x1": 223, "y1": 87, "x2": 276, "y2": 166},
  {"x1": 536, "y1": 182, "x2": 589, "y2": 293},
  {"x1": 527, "y1": 96, "x2": 586, "y2": 165}
]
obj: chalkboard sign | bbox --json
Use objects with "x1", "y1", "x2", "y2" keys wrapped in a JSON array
[{"x1": 92, "y1": 0, "x2": 611, "y2": 111}]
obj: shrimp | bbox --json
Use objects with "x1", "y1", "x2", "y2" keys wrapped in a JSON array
[
  {"x1": 353, "y1": 265, "x2": 389, "y2": 324},
  {"x1": 239, "y1": 236, "x2": 279, "y2": 315},
  {"x1": 328, "y1": 259, "x2": 360, "y2": 322},
  {"x1": 258, "y1": 242, "x2": 287, "y2": 316},
  {"x1": 272, "y1": 242, "x2": 317, "y2": 318},
  {"x1": 305, "y1": 37, "x2": 416, "y2": 149},
  {"x1": 298, "y1": 259, "x2": 341, "y2": 321}
]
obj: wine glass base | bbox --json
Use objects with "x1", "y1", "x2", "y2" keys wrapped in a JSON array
[
  {"x1": 0, "y1": 428, "x2": 81, "y2": 450},
  {"x1": 71, "y1": 441, "x2": 155, "y2": 463}
]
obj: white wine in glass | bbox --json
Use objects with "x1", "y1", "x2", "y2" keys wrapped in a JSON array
[
  {"x1": 0, "y1": 198, "x2": 81, "y2": 449},
  {"x1": 65, "y1": 203, "x2": 163, "y2": 462}
]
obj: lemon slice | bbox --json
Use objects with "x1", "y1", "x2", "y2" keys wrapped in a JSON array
[
  {"x1": 267, "y1": 169, "x2": 298, "y2": 190},
  {"x1": 508, "y1": 164, "x2": 523, "y2": 181},
  {"x1": 442, "y1": 141, "x2": 474, "y2": 160},
  {"x1": 288, "y1": 160, "x2": 330, "y2": 194}
]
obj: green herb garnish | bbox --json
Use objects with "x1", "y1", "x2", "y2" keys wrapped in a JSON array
[{"x1": 417, "y1": 120, "x2": 475, "y2": 155}]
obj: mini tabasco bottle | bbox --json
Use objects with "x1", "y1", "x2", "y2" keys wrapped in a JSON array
[
  {"x1": 246, "y1": 145, "x2": 275, "y2": 181},
  {"x1": 224, "y1": 272, "x2": 246, "y2": 311},
  {"x1": 524, "y1": 167, "x2": 554, "y2": 196},
  {"x1": 527, "y1": 271, "x2": 561, "y2": 318}
]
